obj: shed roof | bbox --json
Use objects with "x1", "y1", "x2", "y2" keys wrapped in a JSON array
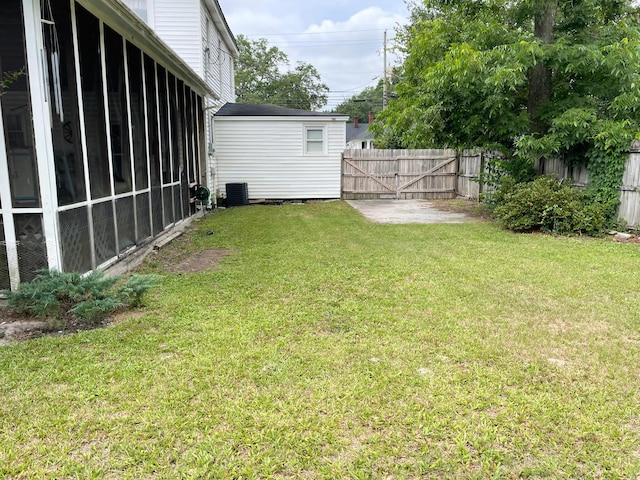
[{"x1": 215, "y1": 103, "x2": 348, "y2": 118}]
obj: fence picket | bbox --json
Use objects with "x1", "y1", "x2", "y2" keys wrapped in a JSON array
[{"x1": 342, "y1": 148, "x2": 640, "y2": 226}]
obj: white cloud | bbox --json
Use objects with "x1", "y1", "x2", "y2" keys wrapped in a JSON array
[
  {"x1": 295, "y1": 7, "x2": 406, "y2": 108},
  {"x1": 223, "y1": 8, "x2": 305, "y2": 37},
  {"x1": 218, "y1": 1, "x2": 408, "y2": 110}
]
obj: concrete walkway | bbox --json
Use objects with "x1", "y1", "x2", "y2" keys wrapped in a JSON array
[{"x1": 346, "y1": 199, "x2": 470, "y2": 224}]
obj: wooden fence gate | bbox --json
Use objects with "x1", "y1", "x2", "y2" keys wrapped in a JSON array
[
  {"x1": 342, "y1": 149, "x2": 458, "y2": 200},
  {"x1": 343, "y1": 146, "x2": 640, "y2": 227}
]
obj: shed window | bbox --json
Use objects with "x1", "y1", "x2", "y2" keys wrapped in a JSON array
[{"x1": 305, "y1": 127, "x2": 324, "y2": 154}]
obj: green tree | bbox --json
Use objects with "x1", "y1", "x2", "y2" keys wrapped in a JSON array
[
  {"x1": 334, "y1": 80, "x2": 385, "y2": 122},
  {"x1": 373, "y1": 0, "x2": 640, "y2": 216},
  {"x1": 235, "y1": 35, "x2": 329, "y2": 110}
]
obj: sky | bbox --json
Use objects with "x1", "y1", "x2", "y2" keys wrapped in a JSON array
[{"x1": 217, "y1": 0, "x2": 409, "y2": 111}]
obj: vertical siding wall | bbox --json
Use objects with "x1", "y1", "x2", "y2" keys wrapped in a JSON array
[{"x1": 214, "y1": 118, "x2": 345, "y2": 199}]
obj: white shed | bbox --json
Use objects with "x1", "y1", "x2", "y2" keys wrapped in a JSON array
[{"x1": 214, "y1": 103, "x2": 348, "y2": 200}]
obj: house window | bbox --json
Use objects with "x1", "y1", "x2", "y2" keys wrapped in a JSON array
[{"x1": 305, "y1": 127, "x2": 324, "y2": 154}]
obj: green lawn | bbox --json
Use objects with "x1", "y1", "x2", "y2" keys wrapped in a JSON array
[{"x1": 2, "y1": 201, "x2": 640, "y2": 478}]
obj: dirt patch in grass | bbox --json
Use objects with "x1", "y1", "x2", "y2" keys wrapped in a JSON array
[
  {"x1": 160, "y1": 248, "x2": 232, "y2": 274},
  {"x1": 613, "y1": 234, "x2": 640, "y2": 244},
  {"x1": 140, "y1": 226, "x2": 232, "y2": 274},
  {"x1": 144, "y1": 246, "x2": 232, "y2": 274},
  {"x1": 0, "y1": 309, "x2": 48, "y2": 345},
  {"x1": 0, "y1": 308, "x2": 143, "y2": 346}
]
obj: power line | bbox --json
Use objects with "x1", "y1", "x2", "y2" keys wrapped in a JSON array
[
  {"x1": 244, "y1": 28, "x2": 390, "y2": 37},
  {"x1": 317, "y1": 70, "x2": 380, "y2": 75},
  {"x1": 328, "y1": 76, "x2": 381, "y2": 93},
  {"x1": 268, "y1": 40, "x2": 386, "y2": 47}
]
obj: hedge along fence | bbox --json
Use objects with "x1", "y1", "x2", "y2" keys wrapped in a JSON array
[
  {"x1": 342, "y1": 146, "x2": 640, "y2": 227},
  {"x1": 533, "y1": 141, "x2": 640, "y2": 228},
  {"x1": 457, "y1": 151, "x2": 590, "y2": 198}
]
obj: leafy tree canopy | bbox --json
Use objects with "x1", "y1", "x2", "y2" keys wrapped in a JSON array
[
  {"x1": 235, "y1": 34, "x2": 329, "y2": 111},
  {"x1": 334, "y1": 80, "x2": 385, "y2": 122},
  {"x1": 372, "y1": 0, "x2": 640, "y2": 207}
]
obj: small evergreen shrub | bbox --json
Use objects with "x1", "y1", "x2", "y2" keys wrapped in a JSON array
[
  {"x1": 492, "y1": 176, "x2": 608, "y2": 234},
  {"x1": 3, "y1": 270, "x2": 161, "y2": 329}
]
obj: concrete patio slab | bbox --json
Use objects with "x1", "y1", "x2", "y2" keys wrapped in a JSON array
[{"x1": 346, "y1": 199, "x2": 471, "y2": 224}]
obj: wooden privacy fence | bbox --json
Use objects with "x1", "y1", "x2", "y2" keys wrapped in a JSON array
[
  {"x1": 619, "y1": 146, "x2": 640, "y2": 226},
  {"x1": 341, "y1": 149, "x2": 494, "y2": 200},
  {"x1": 537, "y1": 141, "x2": 640, "y2": 227},
  {"x1": 343, "y1": 147, "x2": 640, "y2": 227},
  {"x1": 342, "y1": 149, "x2": 458, "y2": 200}
]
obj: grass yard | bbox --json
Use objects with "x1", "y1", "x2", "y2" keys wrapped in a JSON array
[{"x1": 1, "y1": 201, "x2": 640, "y2": 478}]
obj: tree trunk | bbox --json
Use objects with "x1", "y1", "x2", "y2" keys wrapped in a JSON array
[{"x1": 528, "y1": 0, "x2": 557, "y2": 135}]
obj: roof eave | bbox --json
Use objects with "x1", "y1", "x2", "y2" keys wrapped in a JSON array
[
  {"x1": 215, "y1": 115, "x2": 349, "y2": 121},
  {"x1": 204, "y1": 0, "x2": 239, "y2": 58}
]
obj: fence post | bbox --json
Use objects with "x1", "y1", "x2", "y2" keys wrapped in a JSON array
[
  {"x1": 454, "y1": 150, "x2": 460, "y2": 197},
  {"x1": 340, "y1": 152, "x2": 344, "y2": 200},
  {"x1": 479, "y1": 151, "x2": 485, "y2": 198},
  {"x1": 395, "y1": 151, "x2": 400, "y2": 200}
]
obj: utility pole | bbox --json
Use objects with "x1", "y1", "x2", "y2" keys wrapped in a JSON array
[{"x1": 383, "y1": 29, "x2": 388, "y2": 109}]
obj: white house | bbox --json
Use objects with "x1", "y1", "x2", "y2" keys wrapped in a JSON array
[
  {"x1": 214, "y1": 103, "x2": 349, "y2": 200},
  {"x1": 346, "y1": 123, "x2": 375, "y2": 150},
  {"x1": 122, "y1": 0, "x2": 239, "y2": 191},
  {"x1": 0, "y1": 0, "x2": 212, "y2": 289},
  {"x1": 346, "y1": 114, "x2": 375, "y2": 150}
]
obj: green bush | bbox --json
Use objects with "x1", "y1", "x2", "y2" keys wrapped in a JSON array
[
  {"x1": 492, "y1": 176, "x2": 608, "y2": 235},
  {"x1": 3, "y1": 270, "x2": 161, "y2": 328}
]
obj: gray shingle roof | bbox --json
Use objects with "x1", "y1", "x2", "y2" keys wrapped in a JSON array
[
  {"x1": 346, "y1": 123, "x2": 375, "y2": 143},
  {"x1": 215, "y1": 102, "x2": 348, "y2": 117}
]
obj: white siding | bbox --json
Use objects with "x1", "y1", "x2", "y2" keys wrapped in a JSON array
[
  {"x1": 219, "y1": 44, "x2": 234, "y2": 102},
  {"x1": 200, "y1": 3, "x2": 234, "y2": 103},
  {"x1": 199, "y1": 0, "x2": 236, "y2": 196},
  {"x1": 149, "y1": 0, "x2": 201, "y2": 74},
  {"x1": 347, "y1": 139, "x2": 374, "y2": 149},
  {"x1": 214, "y1": 118, "x2": 347, "y2": 199},
  {"x1": 202, "y1": 8, "x2": 220, "y2": 95},
  {"x1": 200, "y1": 5, "x2": 216, "y2": 195}
]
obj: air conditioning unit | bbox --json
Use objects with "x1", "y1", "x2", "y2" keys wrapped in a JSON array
[{"x1": 226, "y1": 183, "x2": 248, "y2": 207}]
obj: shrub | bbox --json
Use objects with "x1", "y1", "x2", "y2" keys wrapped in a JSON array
[
  {"x1": 3, "y1": 270, "x2": 161, "y2": 329},
  {"x1": 492, "y1": 176, "x2": 608, "y2": 235}
]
